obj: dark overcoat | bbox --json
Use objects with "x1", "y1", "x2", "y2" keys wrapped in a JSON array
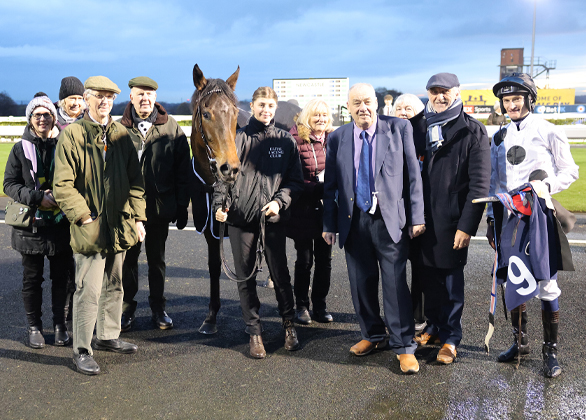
[{"x1": 413, "y1": 109, "x2": 490, "y2": 269}]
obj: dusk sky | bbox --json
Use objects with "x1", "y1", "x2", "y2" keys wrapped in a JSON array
[{"x1": 1, "y1": 0, "x2": 585, "y2": 105}]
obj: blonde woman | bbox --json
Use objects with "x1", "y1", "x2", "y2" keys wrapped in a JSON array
[{"x1": 286, "y1": 99, "x2": 334, "y2": 325}]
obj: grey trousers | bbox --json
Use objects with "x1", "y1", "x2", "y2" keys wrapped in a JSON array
[{"x1": 73, "y1": 251, "x2": 126, "y2": 356}]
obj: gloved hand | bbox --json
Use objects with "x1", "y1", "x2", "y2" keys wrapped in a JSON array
[{"x1": 175, "y1": 207, "x2": 188, "y2": 230}]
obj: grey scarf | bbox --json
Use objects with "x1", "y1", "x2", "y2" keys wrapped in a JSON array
[{"x1": 424, "y1": 97, "x2": 463, "y2": 152}]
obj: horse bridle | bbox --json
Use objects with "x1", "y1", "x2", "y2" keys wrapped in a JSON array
[
  {"x1": 196, "y1": 86, "x2": 265, "y2": 283},
  {"x1": 195, "y1": 88, "x2": 223, "y2": 185}
]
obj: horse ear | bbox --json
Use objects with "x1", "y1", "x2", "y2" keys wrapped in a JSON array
[
  {"x1": 193, "y1": 64, "x2": 207, "y2": 91},
  {"x1": 226, "y1": 66, "x2": 240, "y2": 91}
]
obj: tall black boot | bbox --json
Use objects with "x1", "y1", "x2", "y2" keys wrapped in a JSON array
[
  {"x1": 498, "y1": 303, "x2": 530, "y2": 362},
  {"x1": 542, "y1": 309, "x2": 561, "y2": 378}
]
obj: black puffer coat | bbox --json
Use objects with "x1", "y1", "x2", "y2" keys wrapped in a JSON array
[
  {"x1": 285, "y1": 124, "x2": 327, "y2": 240},
  {"x1": 413, "y1": 109, "x2": 490, "y2": 269},
  {"x1": 217, "y1": 116, "x2": 304, "y2": 227},
  {"x1": 3, "y1": 127, "x2": 71, "y2": 255}
]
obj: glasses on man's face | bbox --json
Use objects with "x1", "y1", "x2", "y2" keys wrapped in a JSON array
[
  {"x1": 32, "y1": 113, "x2": 53, "y2": 121},
  {"x1": 88, "y1": 92, "x2": 117, "y2": 102}
]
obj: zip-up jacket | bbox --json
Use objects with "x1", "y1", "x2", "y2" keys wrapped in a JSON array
[{"x1": 216, "y1": 116, "x2": 304, "y2": 227}]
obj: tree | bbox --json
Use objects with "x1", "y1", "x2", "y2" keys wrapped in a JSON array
[{"x1": 0, "y1": 91, "x2": 18, "y2": 116}]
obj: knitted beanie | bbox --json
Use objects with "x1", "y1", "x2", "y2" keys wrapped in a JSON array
[
  {"x1": 59, "y1": 76, "x2": 85, "y2": 100},
  {"x1": 26, "y1": 95, "x2": 58, "y2": 124}
]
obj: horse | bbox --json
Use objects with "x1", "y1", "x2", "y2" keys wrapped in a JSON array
[{"x1": 189, "y1": 64, "x2": 240, "y2": 334}]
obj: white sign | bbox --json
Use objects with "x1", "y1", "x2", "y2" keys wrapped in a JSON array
[{"x1": 273, "y1": 78, "x2": 350, "y2": 118}]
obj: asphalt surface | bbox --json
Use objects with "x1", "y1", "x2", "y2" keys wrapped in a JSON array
[{"x1": 1, "y1": 200, "x2": 586, "y2": 420}]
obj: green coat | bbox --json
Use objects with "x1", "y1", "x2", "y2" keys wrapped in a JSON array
[
  {"x1": 119, "y1": 102, "x2": 192, "y2": 222},
  {"x1": 54, "y1": 113, "x2": 146, "y2": 255}
]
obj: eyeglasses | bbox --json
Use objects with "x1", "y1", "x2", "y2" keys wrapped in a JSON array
[
  {"x1": 88, "y1": 92, "x2": 117, "y2": 102},
  {"x1": 32, "y1": 113, "x2": 53, "y2": 121}
]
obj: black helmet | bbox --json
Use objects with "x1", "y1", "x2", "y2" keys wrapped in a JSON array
[{"x1": 493, "y1": 73, "x2": 538, "y2": 112}]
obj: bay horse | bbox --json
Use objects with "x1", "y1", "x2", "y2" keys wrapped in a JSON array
[{"x1": 190, "y1": 64, "x2": 240, "y2": 334}]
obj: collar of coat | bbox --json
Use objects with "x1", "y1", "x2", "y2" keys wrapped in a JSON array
[
  {"x1": 120, "y1": 102, "x2": 169, "y2": 128},
  {"x1": 83, "y1": 110, "x2": 114, "y2": 130}
]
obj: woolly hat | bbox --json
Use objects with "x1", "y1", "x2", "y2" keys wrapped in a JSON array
[
  {"x1": 25, "y1": 95, "x2": 58, "y2": 124},
  {"x1": 59, "y1": 76, "x2": 85, "y2": 100}
]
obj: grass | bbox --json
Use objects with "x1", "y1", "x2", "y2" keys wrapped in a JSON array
[
  {"x1": 553, "y1": 147, "x2": 586, "y2": 212},
  {"x1": 0, "y1": 143, "x2": 584, "y2": 213}
]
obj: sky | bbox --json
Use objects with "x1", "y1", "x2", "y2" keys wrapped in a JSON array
[{"x1": 1, "y1": 0, "x2": 585, "y2": 105}]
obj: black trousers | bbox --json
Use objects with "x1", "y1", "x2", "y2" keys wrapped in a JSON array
[
  {"x1": 122, "y1": 221, "x2": 169, "y2": 313},
  {"x1": 421, "y1": 265, "x2": 465, "y2": 346},
  {"x1": 21, "y1": 252, "x2": 73, "y2": 327},
  {"x1": 344, "y1": 206, "x2": 417, "y2": 354},
  {"x1": 408, "y1": 237, "x2": 425, "y2": 323},
  {"x1": 293, "y1": 234, "x2": 332, "y2": 312},
  {"x1": 229, "y1": 222, "x2": 295, "y2": 335}
]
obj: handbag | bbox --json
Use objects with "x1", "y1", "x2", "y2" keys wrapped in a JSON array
[{"x1": 5, "y1": 200, "x2": 35, "y2": 228}]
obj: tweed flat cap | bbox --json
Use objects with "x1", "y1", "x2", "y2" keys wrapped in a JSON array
[
  {"x1": 84, "y1": 76, "x2": 121, "y2": 94},
  {"x1": 128, "y1": 76, "x2": 158, "y2": 90},
  {"x1": 426, "y1": 73, "x2": 460, "y2": 90}
]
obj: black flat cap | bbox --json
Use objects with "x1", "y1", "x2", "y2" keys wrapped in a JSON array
[{"x1": 426, "y1": 73, "x2": 460, "y2": 90}]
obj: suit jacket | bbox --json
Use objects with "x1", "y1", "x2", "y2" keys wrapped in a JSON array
[{"x1": 323, "y1": 115, "x2": 424, "y2": 248}]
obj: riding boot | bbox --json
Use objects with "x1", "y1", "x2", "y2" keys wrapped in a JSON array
[
  {"x1": 542, "y1": 309, "x2": 561, "y2": 378},
  {"x1": 498, "y1": 303, "x2": 529, "y2": 362}
]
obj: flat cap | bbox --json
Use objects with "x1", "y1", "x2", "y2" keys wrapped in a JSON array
[
  {"x1": 426, "y1": 73, "x2": 460, "y2": 90},
  {"x1": 84, "y1": 76, "x2": 121, "y2": 94},
  {"x1": 128, "y1": 76, "x2": 158, "y2": 90}
]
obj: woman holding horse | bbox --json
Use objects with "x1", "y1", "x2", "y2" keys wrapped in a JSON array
[
  {"x1": 215, "y1": 86, "x2": 304, "y2": 359},
  {"x1": 286, "y1": 99, "x2": 334, "y2": 325}
]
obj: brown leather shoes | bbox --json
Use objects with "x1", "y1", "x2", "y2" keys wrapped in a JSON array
[
  {"x1": 396, "y1": 354, "x2": 420, "y2": 374},
  {"x1": 249, "y1": 335, "x2": 266, "y2": 359},
  {"x1": 437, "y1": 344, "x2": 457, "y2": 364},
  {"x1": 349, "y1": 339, "x2": 389, "y2": 356},
  {"x1": 414, "y1": 332, "x2": 441, "y2": 346}
]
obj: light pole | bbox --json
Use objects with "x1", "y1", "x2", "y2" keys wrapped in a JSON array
[{"x1": 530, "y1": 0, "x2": 536, "y2": 77}]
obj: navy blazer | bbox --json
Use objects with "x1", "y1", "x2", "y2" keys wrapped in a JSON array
[{"x1": 323, "y1": 115, "x2": 425, "y2": 248}]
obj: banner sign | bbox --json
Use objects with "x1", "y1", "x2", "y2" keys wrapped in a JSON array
[
  {"x1": 461, "y1": 88, "x2": 576, "y2": 107},
  {"x1": 273, "y1": 78, "x2": 350, "y2": 116}
]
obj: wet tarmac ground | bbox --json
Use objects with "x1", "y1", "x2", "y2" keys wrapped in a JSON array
[{"x1": 0, "y1": 211, "x2": 585, "y2": 420}]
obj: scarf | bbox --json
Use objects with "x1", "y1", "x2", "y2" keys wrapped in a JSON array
[
  {"x1": 132, "y1": 106, "x2": 158, "y2": 139},
  {"x1": 58, "y1": 106, "x2": 77, "y2": 125},
  {"x1": 424, "y1": 97, "x2": 463, "y2": 153}
]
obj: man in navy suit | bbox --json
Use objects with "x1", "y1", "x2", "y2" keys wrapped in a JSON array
[{"x1": 322, "y1": 83, "x2": 425, "y2": 374}]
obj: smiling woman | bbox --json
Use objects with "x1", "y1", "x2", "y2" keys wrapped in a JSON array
[{"x1": 3, "y1": 93, "x2": 74, "y2": 349}]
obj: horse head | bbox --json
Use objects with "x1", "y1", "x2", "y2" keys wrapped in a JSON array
[{"x1": 191, "y1": 64, "x2": 241, "y2": 185}]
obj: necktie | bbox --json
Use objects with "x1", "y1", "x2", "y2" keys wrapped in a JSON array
[{"x1": 356, "y1": 131, "x2": 372, "y2": 212}]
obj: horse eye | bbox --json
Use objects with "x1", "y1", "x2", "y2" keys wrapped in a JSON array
[{"x1": 203, "y1": 112, "x2": 211, "y2": 120}]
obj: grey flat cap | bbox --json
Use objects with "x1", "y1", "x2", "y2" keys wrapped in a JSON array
[{"x1": 426, "y1": 73, "x2": 460, "y2": 90}]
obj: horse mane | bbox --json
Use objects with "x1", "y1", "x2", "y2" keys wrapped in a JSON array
[{"x1": 191, "y1": 78, "x2": 238, "y2": 113}]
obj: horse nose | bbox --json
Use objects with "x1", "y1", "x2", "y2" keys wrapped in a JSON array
[{"x1": 220, "y1": 163, "x2": 239, "y2": 179}]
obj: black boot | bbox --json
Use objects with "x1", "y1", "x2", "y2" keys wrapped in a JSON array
[
  {"x1": 28, "y1": 325, "x2": 45, "y2": 349},
  {"x1": 498, "y1": 304, "x2": 530, "y2": 362},
  {"x1": 54, "y1": 324, "x2": 71, "y2": 346},
  {"x1": 542, "y1": 309, "x2": 561, "y2": 378}
]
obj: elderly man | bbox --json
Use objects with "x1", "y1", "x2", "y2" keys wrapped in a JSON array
[
  {"x1": 119, "y1": 77, "x2": 191, "y2": 331},
  {"x1": 54, "y1": 76, "x2": 146, "y2": 375},
  {"x1": 488, "y1": 73, "x2": 578, "y2": 377},
  {"x1": 412, "y1": 73, "x2": 490, "y2": 364},
  {"x1": 322, "y1": 83, "x2": 425, "y2": 374}
]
